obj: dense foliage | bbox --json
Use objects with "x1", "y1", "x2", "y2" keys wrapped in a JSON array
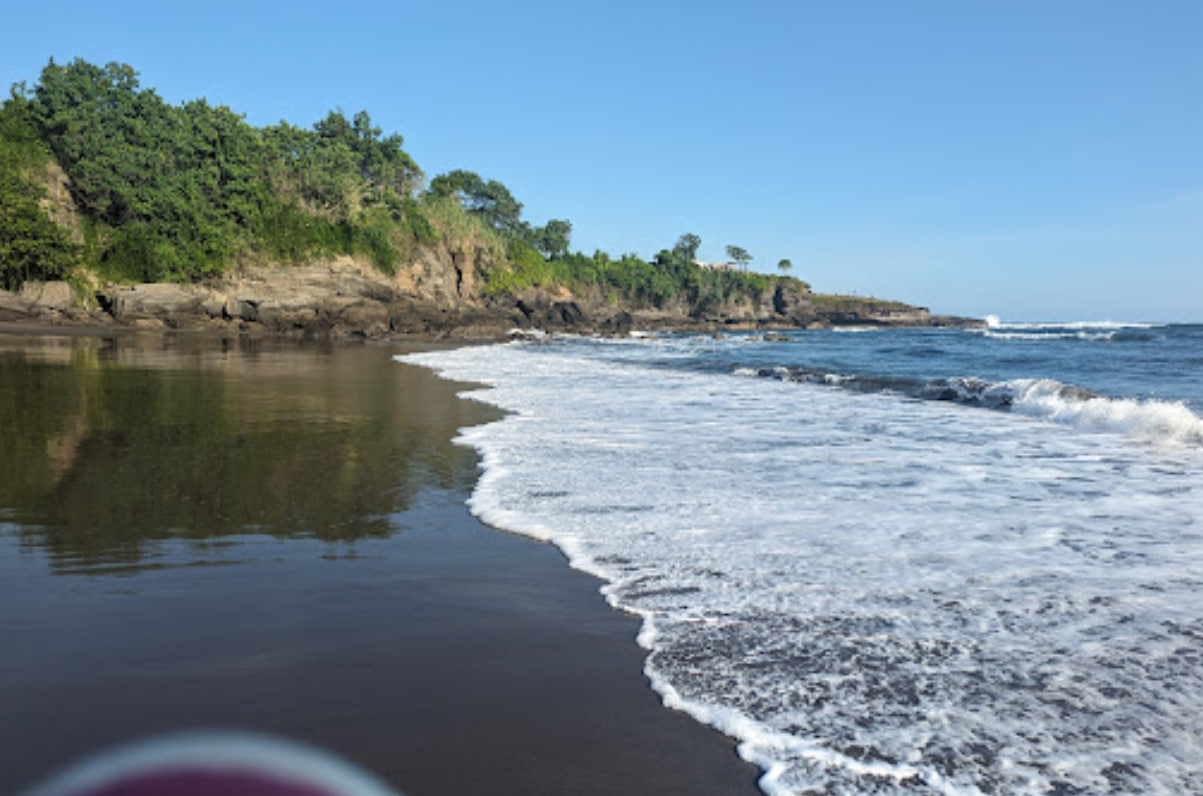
[
  {"x1": 480, "y1": 239, "x2": 776, "y2": 310},
  {"x1": 0, "y1": 92, "x2": 77, "y2": 290},
  {"x1": 1, "y1": 57, "x2": 436, "y2": 285},
  {"x1": 1, "y1": 57, "x2": 804, "y2": 310}
]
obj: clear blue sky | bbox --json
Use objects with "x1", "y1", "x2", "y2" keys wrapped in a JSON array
[{"x1": 3, "y1": 0, "x2": 1200, "y2": 321}]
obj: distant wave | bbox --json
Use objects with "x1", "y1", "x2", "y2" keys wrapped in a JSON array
[
  {"x1": 977, "y1": 328, "x2": 1158, "y2": 342},
  {"x1": 976, "y1": 318, "x2": 1161, "y2": 343},
  {"x1": 737, "y1": 368, "x2": 1203, "y2": 445},
  {"x1": 984, "y1": 316, "x2": 1157, "y2": 331}
]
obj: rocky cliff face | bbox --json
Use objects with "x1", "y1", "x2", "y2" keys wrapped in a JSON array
[
  {"x1": 395, "y1": 241, "x2": 489, "y2": 308},
  {"x1": 1, "y1": 258, "x2": 980, "y2": 338}
]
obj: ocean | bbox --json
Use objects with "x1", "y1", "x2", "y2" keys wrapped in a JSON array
[{"x1": 399, "y1": 321, "x2": 1203, "y2": 796}]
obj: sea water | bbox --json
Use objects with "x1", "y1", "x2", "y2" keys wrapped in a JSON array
[{"x1": 399, "y1": 322, "x2": 1203, "y2": 795}]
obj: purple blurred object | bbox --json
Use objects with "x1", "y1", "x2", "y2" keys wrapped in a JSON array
[{"x1": 18, "y1": 731, "x2": 404, "y2": 796}]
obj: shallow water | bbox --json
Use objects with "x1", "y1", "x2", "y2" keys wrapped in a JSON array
[
  {"x1": 0, "y1": 331, "x2": 760, "y2": 796},
  {"x1": 402, "y1": 324, "x2": 1203, "y2": 795},
  {"x1": 0, "y1": 333, "x2": 484, "y2": 576}
]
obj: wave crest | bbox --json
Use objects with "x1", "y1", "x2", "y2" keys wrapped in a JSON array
[
  {"x1": 739, "y1": 367, "x2": 1203, "y2": 445},
  {"x1": 1008, "y1": 379, "x2": 1203, "y2": 444}
]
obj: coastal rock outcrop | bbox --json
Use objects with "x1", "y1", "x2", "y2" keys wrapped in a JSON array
[
  {"x1": 4, "y1": 257, "x2": 981, "y2": 339},
  {"x1": 0, "y1": 281, "x2": 112, "y2": 327}
]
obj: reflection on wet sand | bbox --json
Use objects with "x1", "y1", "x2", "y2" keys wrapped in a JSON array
[{"x1": 0, "y1": 331, "x2": 495, "y2": 575}]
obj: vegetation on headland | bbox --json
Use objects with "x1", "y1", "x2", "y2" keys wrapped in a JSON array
[
  {"x1": 0, "y1": 57, "x2": 799, "y2": 315},
  {"x1": 807, "y1": 294, "x2": 915, "y2": 311}
]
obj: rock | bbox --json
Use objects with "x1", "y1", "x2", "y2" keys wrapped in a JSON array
[
  {"x1": 599, "y1": 311, "x2": 633, "y2": 335},
  {"x1": 19, "y1": 281, "x2": 76, "y2": 309},
  {"x1": 553, "y1": 301, "x2": 586, "y2": 326},
  {"x1": 226, "y1": 298, "x2": 258, "y2": 322},
  {"x1": 201, "y1": 297, "x2": 226, "y2": 319},
  {"x1": 108, "y1": 283, "x2": 207, "y2": 322},
  {"x1": 0, "y1": 289, "x2": 36, "y2": 322}
]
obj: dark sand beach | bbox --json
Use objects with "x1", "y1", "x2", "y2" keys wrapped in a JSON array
[{"x1": 0, "y1": 331, "x2": 758, "y2": 795}]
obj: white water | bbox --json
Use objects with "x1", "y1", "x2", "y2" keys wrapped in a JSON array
[
  {"x1": 399, "y1": 341, "x2": 1203, "y2": 795},
  {"x1": 1007, "y1": 380, "x2": 1203, "y2": 445},
  {"x1": 984, "y1": 316, "x2": 1156, "y2": 331}
]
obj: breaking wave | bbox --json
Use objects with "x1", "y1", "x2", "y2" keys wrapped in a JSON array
[
  {"x1": 978, "y1": 318, "x2": 1162, "y2": 343},
  {"x1": 738, "y1": 368, "x2": 1203, "y2": 445}
]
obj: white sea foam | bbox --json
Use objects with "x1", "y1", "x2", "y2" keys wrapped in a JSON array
[
  {"x1": 983, "y1": 319, "x2": 1157, "y2": 331},
  {"x1": 1009, "y1": 379, "x2": 1203, "y2": 445},
  {"x1": 399, "y1": 341, "x2": 1203, "y2": 796},
  {"x1": 981, "y1": 329, "x2": 1120, "y2": 342},
  {"x1": 507, "y1": 327, "x2": 547, "y2": 340},
  {"x1": 742, "y1": 364, "x2": 1203, "y2": 447},
  {"x1": 975, "y1": 319, "x2": 1161, "y2": 343}
]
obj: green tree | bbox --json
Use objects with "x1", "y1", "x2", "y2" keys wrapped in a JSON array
[
  {"x1": 0, "y1": 95, "x2": 77, "y2": 290},
  {"x1": 428, "y1": 170, "x2": 524, "y2": 234},
  {"x1": 31, "y1": 59, "x2": 175, "y2": 226},
  {"x1": 350, "y1": 110, "x2": 421, "y2": 198},
  {"x1": 532, "y1": 219, "x2": 572, "y2": 259},
  {"x1": 726, "y1": 244, "x2": 752, "y2": 272},
  {"x1": 316, "y1": 109, "x2": 421, "y2": 202},
  {"x1": 778, "y1": 258, "x2": 792, "y2": 275},
  {"x1": 26, "y1": 58, "x2": 270, "y2": 279},
  {"x1": 6, "y1": 57, "x2": 434, "y2": 282},
  {"x1": 673, "y1": 233, "x2": 701, "y2": 261}
]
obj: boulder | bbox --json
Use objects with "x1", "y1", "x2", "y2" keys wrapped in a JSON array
[
  {"x1": 599, "y1": 311, "x2": 634, "y2": 335},
  {"x1": 108, "y1": 283, "x2": 208, "y2": 322},
  {"x1": 19, "y1": 281, "x2": 76, "y2": 309}
]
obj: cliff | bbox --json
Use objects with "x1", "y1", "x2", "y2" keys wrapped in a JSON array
[{"x1": 0, "y1": 257, "x2": 981, "y2": 339}]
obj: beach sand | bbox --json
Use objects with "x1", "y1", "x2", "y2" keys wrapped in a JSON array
[{"x1": 0, "y1": 331, "x2": 758, "y2": 795}]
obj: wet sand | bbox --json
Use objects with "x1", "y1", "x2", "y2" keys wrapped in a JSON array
[{"x1": 0, "y1": 330, "x2": 758, "y2": 795}]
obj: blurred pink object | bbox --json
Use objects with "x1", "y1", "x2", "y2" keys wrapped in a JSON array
[{"x1": 19, "y1": 731, "x2": 403, "y2": 796}]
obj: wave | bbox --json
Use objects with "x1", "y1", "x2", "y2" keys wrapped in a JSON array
[
  {"x1": 1007, "y1": 380, "x2": 1203, "y2": 444},
  {"x1": 985, "y1": 316, "x2": 1158, "y2": 331},
  {"x1": 738, "y1": 368, "x2": 1203, "y2": 445},
  {"x1": 977, "y1": 328, "x2": 1158, "y2": 343},
  {"x1": 975, "y1": 319, "x2": 1161, "y2": 343}
]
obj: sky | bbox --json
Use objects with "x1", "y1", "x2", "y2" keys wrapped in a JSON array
[{"x1": 2, "y1": 0, "x2": 1200, "y2": 322}]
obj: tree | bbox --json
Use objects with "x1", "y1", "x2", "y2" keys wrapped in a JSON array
[
  {"x1": 778, "y1": 258, "x2": 792, "y2": 276},
  {"x1": 0, "y1": 97, "x2": 78, "y2": 290},
  {"x1": 726, "y1": 244, "x2": 752, "y2": 272},
  {"x1": 9, "y1": 57, "x2": 431, "y2": 282},
  {"x1": 31, "y1": 58, "x2": 174, "y2": 225},
  {"x1": 428, "y1": 169, "x2": 524, "y2": 234},
  {"x1": 672, "y1": 233, "x2": 701, "y2": 261},
  {"x1": 343, "y1": 109, "x2": 421, "y2": 198},
  {"x1": 533, "y1": 219, "x2": 572, "y2": 259}
]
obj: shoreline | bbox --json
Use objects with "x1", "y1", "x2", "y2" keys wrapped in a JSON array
[{"x1": 0, "y1": 329, "x2": 760, "y2": 795}]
